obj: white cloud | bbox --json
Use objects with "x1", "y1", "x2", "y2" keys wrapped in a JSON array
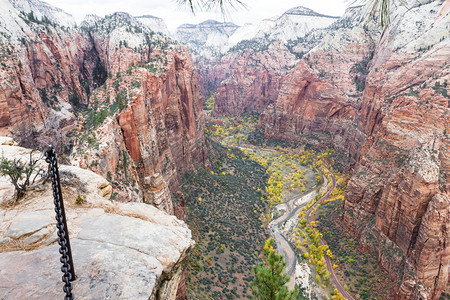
[{"x1": 44, "y1": 0, "x2": 349, "y2": 32}]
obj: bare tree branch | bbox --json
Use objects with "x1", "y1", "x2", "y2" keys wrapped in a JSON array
[
  {"x1": 176, "y1": 0, "x2": 246, "y2": 14},
  {"x1": 0, "y1": 151, "x2": 43, "y2": 201}
]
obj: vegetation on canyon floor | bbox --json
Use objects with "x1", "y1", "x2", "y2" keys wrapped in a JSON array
[
  {"x1": 186, "y1": 110, "x2": 401, "y2": 299},
  {"x1": 182, "y1": 140, "x2": 270, "y2": 298},
  {"x1": 314, "y1": 200, "x2": 396, "y2": 299}
]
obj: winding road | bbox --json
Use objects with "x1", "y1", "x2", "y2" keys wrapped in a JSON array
[
  {"x1": 234, "y1": 144, "x2": 353, "y2": 298},
  {"x1": 270, "y1": 167, "x2": 354, "y2": 300}
]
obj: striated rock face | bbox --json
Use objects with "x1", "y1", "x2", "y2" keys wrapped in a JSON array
[
  {"x1": 259, "y1": 0, "x2": 448, "y2": 298},
  {"x1": 342, "y1": 1, "x2": 450, "y2": 298},
  {"x1": 144, "y1": 173, "x2": 173, "y2": 214},
  {"x1": 0, "y1": 0, "x2": 103, "y2": 149},
  {"x1": 214, "y1": 41, "x2": 298, "y2": 115},
  {"x1": 0, "y1": 3, "x2": 208, "y2": 207},
  {"x1": 71, "y1": 29, "x2": 208, "y2": 204},
  {"x1": 405, "y1": 193, "x2": 448, "y2": 299},
  {"x1": 0, "y1": 143, "x2": 194, "y2": 299},
  {"x1": 175, "y1": 269, "x2": 189, "y2": 300},
  {"x1": 259, "y1": 6, "x2": 375, "y2": 167},
  {"x1": 178, "y1": 6, "x2": 340, "y2": 114}
]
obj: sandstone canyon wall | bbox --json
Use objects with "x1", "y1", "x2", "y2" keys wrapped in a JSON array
[
  {"x1": 0, "y1": 1, "x2": 203, "y2": 297},
  {"x1": 175, "y1": 7, "x2": 339, "y2": 116},
  {"x1": 72, "y1": 13, "x2": 208, "y2": 209},
  {"x1": 0, "y1": 0, "x2": 103, "y2": 148},
  {"x1": 259, "y1": 6, "x2": 375, "y2": 168},
  {"x1": 213, "y1": 41, "x2": 298, "y2": 115},
  {"x1": 0, "y1": 2, "x2": 208, "y2": 209},
  {"x1": 258, "y1": 1, "x2": 449, "y2": 298},
  {"x1": 343, "y1": 1, "x2": 449, "y2": 299}
]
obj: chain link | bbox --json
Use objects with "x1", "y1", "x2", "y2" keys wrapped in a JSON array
[{"x1": 45, "y1": 147, "x2": 75, "y2": 300}]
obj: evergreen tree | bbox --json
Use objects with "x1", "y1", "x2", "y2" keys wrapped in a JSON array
[{"x1": 250, "y1": 238, "x2": 299, "y2": 300}]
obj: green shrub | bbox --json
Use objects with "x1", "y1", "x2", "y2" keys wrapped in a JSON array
[{"x1": 0, "y1": 151, "x2": 42, "y2": 200}]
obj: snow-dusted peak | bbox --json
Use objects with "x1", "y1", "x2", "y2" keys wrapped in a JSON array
[
  {"x1": 106, "y1": 12, "x2": 134, "y2": 23},
  {"x1": 0, "y1": 0, "x2": 74, "y2": 45},
  {"x1": 227, "y1": 6, "x2": 340, "y2": 50},
  {"x1": 80, "y1": 14, "x2": 101, "y2": 28},
  {"x1": 283, "y1": 6, "x2": 339, "y2": 18},
  {"x1": 200, "y1": 19, "x2": 221, "y2": 25},
  {"x1": 175, "y1": 19, "x2": 239, "y2": 58},
  {"x1": 93, "y1": 12, "x2": 145, "y2": 33},
  {"x1": 378, "y1": 0, "x2": 449, "y2": 54},
  {"x1": 9, "y1": 0, "x2": 76, "y2": 27},
  {"x1": 89, "y1": 12, "x2": 173, "y2": 51},
  {"x1": 0, "y1": 0, "x2": 31, "y2": 42},
  {"x1": 135, "y1": 15, "x2": 170, "y2": 37},
  {"x1": 225, "y1": 19, "x2": 275, "y2": 50},
  {"x1": 284, "y1": 6, "x2": 318, "y2": 16},
  {"x1": 177, "y1": 19, "x2": 238, "y2": 32},
  {"x1": 267, "y1": 7, "x2": 339, "y2": 43},
  {"x1": 328, "y1": 6, "x2": 364, "y2": 30},
  {"x1": 175, "y1": 6, "x2": 345, "y2": 58}
]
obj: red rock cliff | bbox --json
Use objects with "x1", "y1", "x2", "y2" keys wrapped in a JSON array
[
  {"x1": 74, "y1": 45, "x2": 207, "y2": 209},
  {"x1": 0, "y1": 6, "x2": 103, "y2": 149},
  {"x1": 196, "y1": 41, "x2": 298, "y2": 116},
  {"x1": 259, "y1": 2, "x2": 449, "y2": 298},
  {"x1": 343, "y1": 1, "x2": 449, "y2": 298},
  {"x1": 259, "y1": 8, "x2": 375, "y2": 167},
  {"x1": 69, "y1": 13, "x2": 208, "y2": 210},
  {"x1": 0, "y1": 8, "x2": 208, "y2": 212}
]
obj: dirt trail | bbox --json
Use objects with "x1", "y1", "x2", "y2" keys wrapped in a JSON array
[{"x1": 304, "y1": 169, "x2": 354, "y2": 300}]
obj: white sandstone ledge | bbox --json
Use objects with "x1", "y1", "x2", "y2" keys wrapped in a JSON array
[{"x1": 0, "y1": 141, "x2": 194, "y2": 300}]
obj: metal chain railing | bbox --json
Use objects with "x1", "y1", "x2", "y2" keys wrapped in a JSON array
[{"x1": 45, "y1": 146, "x2": 75, "y2": 300}]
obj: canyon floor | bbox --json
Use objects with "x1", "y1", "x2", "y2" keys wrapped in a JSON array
[{"x1": 181, "y1": 113, "x2": 399, "y2": 299}]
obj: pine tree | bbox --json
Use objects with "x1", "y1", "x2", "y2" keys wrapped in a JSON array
[{"x1": 250, "y1": 238, "x2": 299, "y2": 300}]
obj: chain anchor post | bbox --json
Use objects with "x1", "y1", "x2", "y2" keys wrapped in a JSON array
[{"x1": 45, "y1": 146, "x2": 75, "y2": 300}]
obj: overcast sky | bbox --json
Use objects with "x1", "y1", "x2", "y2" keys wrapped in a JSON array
[{"x1": 44, "y1": 0, "x2": 350, "y2": 32}]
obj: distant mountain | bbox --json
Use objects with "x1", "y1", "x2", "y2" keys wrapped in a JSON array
[
  {"x1": 175, "y1": 19, "x2": 239, "y2": 58},
  {"x1": 208, "y1": 6, "x2": 360, "y2": 116},
  {"x1": 80, "y1": 14, "x2": 101, "y2": 28},
  {"x1": 80, "y1": 13, "x2": 171, "y2": 38},
  {"x1": 283, "y1": 6, "x2": 338, "y2": 17},
  {"x1": 264, "y1": 6, "x2": 338, "y2": 43},
  {"x1": 9, "y1": 0, "x2": 76, "y2": 27},
  {"x1": 136, "y1": 15, "x2": 170, "y2": 36},
  {"x1": 175, "y1": 6, "x2": 339, "y2": 58},
  {"x1": 227, "y1": 6, "x2": 339, "y2": 50}
]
